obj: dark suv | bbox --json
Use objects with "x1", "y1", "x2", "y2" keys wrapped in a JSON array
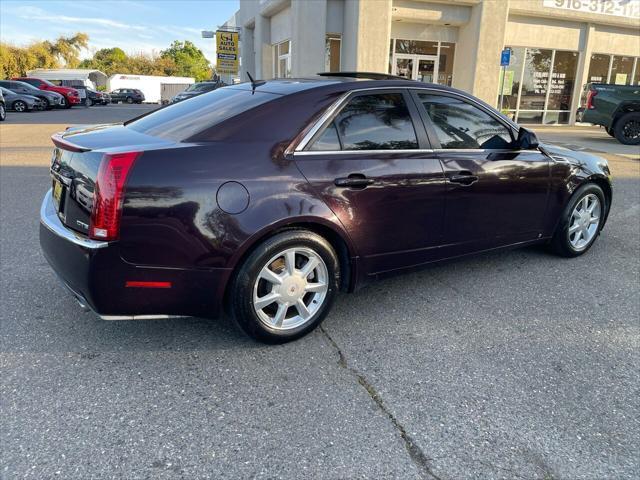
[{"x1": 110, "y1": 88, "x2": 145, "y2": 104}]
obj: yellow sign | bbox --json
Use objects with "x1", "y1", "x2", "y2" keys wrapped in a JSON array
[{"x1": 216, "y1": 30, "x2": 239, "y2": 75}]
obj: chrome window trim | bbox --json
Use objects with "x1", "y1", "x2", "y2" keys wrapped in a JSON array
[
  {"x1": 294, "y1": 84, "x2": 520, "y2": 153},
  {"x1": 295, "y1": 148, "x2": 434, "y2": 156},
  {"x1": 40, "y1": 189, "x2": 109, "y2": 250}
]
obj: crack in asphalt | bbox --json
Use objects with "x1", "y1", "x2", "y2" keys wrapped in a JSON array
[{"x1": 319, "y1": 325, "x2": 443, "y2": 480}]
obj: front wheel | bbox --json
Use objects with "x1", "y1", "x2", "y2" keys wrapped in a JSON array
[
  {"x1": 229, "y1": 231, "x2": 340, "y2": 343},
  {"x1": 58, "y1": 97, "x2": 66, "y2": 108},
  {"x1": 126, "y1": 97, "x2": 134, "y2": 104},
  {"x1": 613, "y1": 112, "x2": 640, "y2": 145},
  {"x1": 86, "y1": 98, "x2": 93, "y2": 107},
  {"x1": 13, "y1": 100, "x2": 27, "y2": 112},
  {"x1": 549, "y1": 183, "x2": 606, "y2": 257}
]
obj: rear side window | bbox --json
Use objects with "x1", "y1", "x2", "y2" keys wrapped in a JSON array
[
  {"x1": 417, "y1": 94, "x2": 513, "y2": 149},
  {"x1": 310, "y1": 93, "x2": 418, "y2": 151},
  {"x1": 126, "y1": 87, "x2": 278, "y2": 142}
]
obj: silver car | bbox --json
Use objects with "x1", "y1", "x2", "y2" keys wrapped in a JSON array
[
  {"x1": 0, "y1": 80, "x2": 63, "y2": 109},
  {"x1": 0, "y1": 87, "x2": 46, "y2": 112}
]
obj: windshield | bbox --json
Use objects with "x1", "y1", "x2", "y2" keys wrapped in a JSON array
[{"x1": 127, "y1": 86, "x2": 279, "y2": 142}]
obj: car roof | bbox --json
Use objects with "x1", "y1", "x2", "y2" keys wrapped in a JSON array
[{"x1": 227, "y1": 75, "x2": 457, "y2": 96}]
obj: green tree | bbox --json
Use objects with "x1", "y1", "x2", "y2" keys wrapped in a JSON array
[
  {"x1": 47, "y1": 33, "x2": 89, "y2": 67},
  {"x1": 160, "y1": 40, "x2": 211, "y2": 81}
]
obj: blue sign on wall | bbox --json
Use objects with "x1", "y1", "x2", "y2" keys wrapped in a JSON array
[{"x1": 500, "y1": 48, "x2": 511, "y2": 66}]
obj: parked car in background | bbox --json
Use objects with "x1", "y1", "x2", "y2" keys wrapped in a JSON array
[
  {"x1": 171, "y1": 81, "x2": 224, "y2": 103},
  {"x1": 0, "y1": 87, "x2": 46, "y2": 112},
  {"x1": 85, "y1": 89, "x2": 109, "y2": 106},
  {"x1": 0, "y1": 90, "x2": 6, "y2": 121},
  {"x1": 39, "y1": 74, "x2": 612, "y2": 343},
  {"x1": 11, "y1": 77, "x2": 80, "y2": 108},
  {"x1": 110, "y1": 88, "x2": 145, "y2": 104},
  {"x1": 577, "y1": 83, "x2": 640, "y2": 145},
  {"x1": 0, "y1": 80, "x2": 64, "y2": 109}
]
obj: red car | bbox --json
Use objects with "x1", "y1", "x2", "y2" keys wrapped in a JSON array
[{"x1": 12, "y1": 77, "x2": 80, "y2": 108}]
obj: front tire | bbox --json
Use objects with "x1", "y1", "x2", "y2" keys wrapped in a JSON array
[
  {"x1": 229, "y1": 231, "x2": 340, "y2": 343},
  {"x1": 86, "y1": 98, "x2": 93, "y2": 107},
  {"x1": 126, "y1": 97, "x2": 134, "y2": 104},
  {"x1": 613, "y1": 112, "x2": 640, "y2": 145},
  {"x1": 13, "y1": 100, "x2": 27, "y2": 112},
  {"x1": 549, "y1": 183, "x2": 606, "y2": 257}
]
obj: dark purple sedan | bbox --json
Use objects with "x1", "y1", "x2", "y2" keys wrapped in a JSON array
[{"x1": 39, "y1": 74, "x2": 612, "y2": 343}]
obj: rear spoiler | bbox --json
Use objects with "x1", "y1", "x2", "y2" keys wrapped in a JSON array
[{"x1": 51, "y1": 132, "x2": 91, "y2": 153}]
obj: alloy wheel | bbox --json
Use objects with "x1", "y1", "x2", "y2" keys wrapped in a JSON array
[
  {"x1": 0, "y1": 104, "x2": 5, "y2": 120},
  {"x1": 568, "y1": 193, "x2": 601, "y2": 251},
  {"x1": 252, "y1": 247, "x2": 329, "y2": 330},
  {"x1": 14, "y1": 101, "x2": 26, "y2": 112},
  {"x1": 622, "y1": 119, "x2": 640, "y2": 141}
]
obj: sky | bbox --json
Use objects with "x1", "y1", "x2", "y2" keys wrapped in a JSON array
[{"x1": 0, "y1": 0, "x2": 239, "y2": 64}]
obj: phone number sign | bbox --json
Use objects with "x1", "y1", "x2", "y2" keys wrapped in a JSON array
[
  {"x1": 216, "y1": 30, "x2": 239, "y2": 75},
  {"x1": 543, "y1": 0, "x2": 640, "y2": 19}
]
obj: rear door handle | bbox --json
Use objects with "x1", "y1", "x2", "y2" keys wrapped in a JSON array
[
  {"x1": 334, "y1": 175, "x2": 375, "y2": 189},
  {"x1": 448, "y1": 172, "x2": 478, "y2": 186}
]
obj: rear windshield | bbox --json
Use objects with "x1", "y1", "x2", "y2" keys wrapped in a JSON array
[{"x1": 127, "y1": 87, "x2": 278, "y2": 141}]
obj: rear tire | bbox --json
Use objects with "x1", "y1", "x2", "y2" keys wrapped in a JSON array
[
  {"x1": 613, "y1": 112, "x2": 640, "y2": 145},
  {"x1": 229, "y1": 231, "x2": 340, "y2": 343},
  {"x1": 126, "y1": 97, "x2": 134, "y2": 104},
  {"x1": 549, "y1": 183, "x2": 606, "y2": 257},
  {"x1": 0, "y1": 104, "x2": 6, "y2": 121},
  {"x1": 86, "y1": 98, "x2": 93, "y2": 107}
]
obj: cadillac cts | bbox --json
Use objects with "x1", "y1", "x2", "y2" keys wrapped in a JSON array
[{"x1": 39, "y1": 74, "x2": 612, "y2": 343}]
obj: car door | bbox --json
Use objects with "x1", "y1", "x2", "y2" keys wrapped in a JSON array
[
  {"x1": 411, "y1": 90, "x2": 550, "y2": 256},
  {"x1": 8, "y1": 82, "x2": 29, "y2": 95},
  {"x1": 294, "y1": 89, "x2": 446, "y2": 276}
]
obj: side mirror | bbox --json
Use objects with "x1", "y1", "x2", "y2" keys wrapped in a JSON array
[{"x1": 516, "y1": 127, "x2": 539, "y2": 150}]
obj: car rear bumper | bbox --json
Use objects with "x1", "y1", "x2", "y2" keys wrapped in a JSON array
[{"x1": 39, "y1": 189, "x2": 229, "y2": 319}]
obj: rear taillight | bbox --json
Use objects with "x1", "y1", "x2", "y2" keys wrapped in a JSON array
[
  {"x1": 586, "y1": 89, "x2": 597, "y2": 110},
  {"x1": 89, "y1": 151, "x2": 140, "y2": 241}
]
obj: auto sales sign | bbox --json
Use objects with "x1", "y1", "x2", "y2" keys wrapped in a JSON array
[{"x1": 216, "y1": 30, "x2": 239, "y2": 75}]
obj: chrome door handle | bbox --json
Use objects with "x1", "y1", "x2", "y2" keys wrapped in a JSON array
[
  {"x1": 448, "y1": 172, "x2": 478, "y2": 186},
  {"x1": 334, "y1": 176, "x2": 375, "y2": 188}
]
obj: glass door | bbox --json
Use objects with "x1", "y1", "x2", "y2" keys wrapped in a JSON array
[
  {"x1": 417, "y1": 57, "x2": 437, "y2": 83},
  {"x1": 393, "y1": 54, "x2": 439, "y2": 83},
  {"x1": 394, "y1": 55, "x2": 414, "y2": 80}
]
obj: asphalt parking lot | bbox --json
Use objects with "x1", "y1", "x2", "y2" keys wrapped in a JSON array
[{"x1": 1, "y1": 105, "x2": 639, "y2": 479}]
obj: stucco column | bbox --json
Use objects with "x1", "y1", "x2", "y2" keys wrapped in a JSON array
[
  {"x1": 453, "y1": 0, "x2": 509, "y2": 105},
  {"x1": 254, "y1": 14, "x2": 271, "y2": 79},
  {"x1": 240, "y1": 26, "x2": 255, "y2": 82},
  {"x1": 571, "y1": 24, "x2": 595, "y2": 124},
  {"x1": 342, "y1": 0, "x2": 392, "y2": 72},
  {"x1": 291, "y1": 0, "x2": 327, "y2": 76}
]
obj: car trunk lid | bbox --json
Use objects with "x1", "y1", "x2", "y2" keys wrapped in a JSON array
[{"x1": 50, "y1": 124, "x2": 171, "y2": 236}]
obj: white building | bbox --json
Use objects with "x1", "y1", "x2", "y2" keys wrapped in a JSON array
[{"x1": 226, "y1": 0, "x2": 640, "y2": 125}]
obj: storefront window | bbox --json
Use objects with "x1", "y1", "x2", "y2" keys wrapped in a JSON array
[
  {"x1": 325, "y1": 34, "x2": 341, "y2": 73},
  {"x1": 395, "y1": 40, "x2": 437, "y2": 56},
  {"x1": 518, "y1": 48, "x2": 552, "y2": 122},
  {"x1": 273, "y1": 40, "x2": 291, "y2": 78},
  {"x1": 503, "y1": 47, "x2": 579, "y2": 124},
  {"x1": 610, "y1": 56, "x2": 634, "y2": 85},
  {"x1": 438, "y1": 42, "x2": 455, "y2": 86},
  {"x1": 587, "y1": 54, "x2": 611, "y2": 83},
  {"x1": 634, "y1": 61, "x2": 640, "y2": 85},
  {"x1": 547, "y1": 50, "x2": 578, "y2": 123}
]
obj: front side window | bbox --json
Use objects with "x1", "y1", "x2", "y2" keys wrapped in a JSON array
[
  {"x1": 311, "y1": 93, "x2": 418, "y2": 151},
  {"x1": 417, "y1": 94, "x2": 513, "y2": 149}
]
